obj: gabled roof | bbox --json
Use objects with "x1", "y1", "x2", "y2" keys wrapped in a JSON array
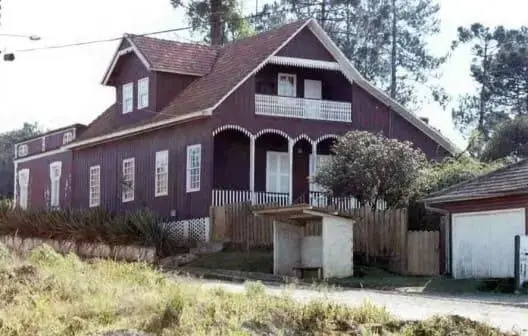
[
  {"x1": 423, "y1": 159, "x2": 528, "y2": 204},
  {"x1": 72, "y1": 19, "x2": 458, "y2": 154}
]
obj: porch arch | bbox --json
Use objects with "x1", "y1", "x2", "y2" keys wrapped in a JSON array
[
  {"x1": 315, "y1": 134, "x2": 340, "y2": 144},
  {"x1": 212, "y1": 124, "x2": 253, "y2": 138},
  {"x1": 255, "y1": 128, "x2": 291, "y2": 141},
  {"x1": 292, "y1": 133, "x2": 314, "y2": 145}
]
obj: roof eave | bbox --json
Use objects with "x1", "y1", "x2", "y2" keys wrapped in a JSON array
[
  {"x1": 65, "y1": 108, "x2": 212, "y2": 149},
  {"x1": 422, "y1": 189, "x2": 528, "y2": 205},
  {"x1": 101, "y1": 36, "x2": 152, "y2": 85}
]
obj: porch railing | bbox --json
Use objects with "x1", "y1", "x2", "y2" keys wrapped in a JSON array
[
  {"x1": 255, "y1": 94, "x2": 352, "y2": 122},
  {"x1": 212, "y1": 189, "x2": 289, "y2": 207},
  {"x1": 309, "y1": 191, "x2": 387, "y2": 210}
]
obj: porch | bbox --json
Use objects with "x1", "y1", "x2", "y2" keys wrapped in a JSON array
[{"x1": 212, "y1": 125, "x2": 385, "y2": 210}]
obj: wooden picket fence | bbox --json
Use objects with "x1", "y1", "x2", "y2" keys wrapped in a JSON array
[
  {"x1": 407, "y1": 231, "x2": 440, "y2": 276},
  {"x1": 210, "y1": 203, "x2": 440, "y2": 276}
]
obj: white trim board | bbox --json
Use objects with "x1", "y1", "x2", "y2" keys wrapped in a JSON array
[
  {"x1": 14, "y1": 148, "x2": 67, "y2": 164},
  {"x1": 269, "y1": 56, "x2": 341, "y2": 71}
]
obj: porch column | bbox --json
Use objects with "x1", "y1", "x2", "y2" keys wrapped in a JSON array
[
  {"x1": 288, "y1": 138, "x2": 294, "y2": 204},
  {"x1": 249, "y1": 135, "x2": 255, "y2": 205},
  {"x1": 311, "y1": 141, "x2": 318, "y2": 192}
]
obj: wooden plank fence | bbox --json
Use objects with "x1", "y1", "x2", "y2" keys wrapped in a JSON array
[
  {"x1": 210, "y1": 204, "x2": 440, "y2": 276},
  {"x1": 407, "y1": 231, "x2": 440, "y2": 276}
]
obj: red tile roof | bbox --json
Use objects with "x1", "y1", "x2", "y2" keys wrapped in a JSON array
[
  {"x1": 129, "y1": 35, "x2": 219, "y2": 75},
  {"x1": 77, "y1": 20, "x2": 307, "y2": 142}
]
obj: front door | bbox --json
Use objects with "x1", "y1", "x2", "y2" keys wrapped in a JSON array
[{"x1": 304, "y1": 79, "x2": 322, "y2": 119}]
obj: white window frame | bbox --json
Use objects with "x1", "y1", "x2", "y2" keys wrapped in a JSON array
[
  {"x1": 18, "y1": 168, "x2": 29, "y2": 210},
  {"x1": 186, "y1": 144, "x2": 201, "y2": 192},
  {"x1": 122, "y1": 82, "x2": 133, "y2": 113},
  {"x1": 266, "y1": 151, "x2": 290, "y2": 194},
  {"x1": 155, "y1": 150, "x2": 169, "y2": 197},
  {"x1": 309, "y1": 154, "x2": 331, "y2": 192},
  {"x1": 137, "y1": 77, "x2": 149, "y2": 109},
  {"x1": 62, "y1": 131, "x2": 74, "y2": 145},
  {"x1": 17, "y1": 144, "x2": 28, "y2": 157},
  {"x1": 89, "y1": 165, "x2": 101, "y2": 207},
  {"x1": 49, "y1": 161, "x2": 62, "y2": 208},
  {"x1": 278, "y1": 73, "x2": 297, "y2": 97},
  {"x1": 122, "y1": 158, "x2": 135, "y2": 202}
]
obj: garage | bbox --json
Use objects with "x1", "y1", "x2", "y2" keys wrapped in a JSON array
[
  {"x1": 452, "y1": 208, "x2": 525, "y2": 279},
  {"x1": 423, "y1": 159, "x2": 528, "y2": 279}
]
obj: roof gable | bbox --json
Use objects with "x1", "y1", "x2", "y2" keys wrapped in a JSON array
[
  {"x1": 276, "y1": 27, "x2": 336, "y2": 61},
  {"x1": 423, "y1": 159, "x2": 528, "y2": 204},
  {"x1": 75, "y1": 19, "x2": 458, "y2": 154}
]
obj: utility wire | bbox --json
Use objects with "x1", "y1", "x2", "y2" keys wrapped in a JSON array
[{"x1": 11, "y1": 2, "x2": 319, "y2": 53}]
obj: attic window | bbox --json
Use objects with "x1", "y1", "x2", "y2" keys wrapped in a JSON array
[
  {"x1": 137, "y1": 77, "x2": 149, "y2": 109},
  {"x1": 62, "y1": 131, "x2": 74, "y2": 145},
  {"x1": 122, "y1": 82, "x2": 133, "y2": 113},
  {"x1": 17, "y1": 144, "x2": 28, "y2": 157}
]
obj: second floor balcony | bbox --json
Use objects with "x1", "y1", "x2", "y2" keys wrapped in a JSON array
[{"x1": 255, "y1": 94, "x2": 352, "y2": 122}]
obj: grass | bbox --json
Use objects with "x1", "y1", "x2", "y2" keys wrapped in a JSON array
[{"x1": 0, "y1": 243, "x2": 517, "y2": 335}]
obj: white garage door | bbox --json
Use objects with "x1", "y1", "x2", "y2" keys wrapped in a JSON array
[{"x1": 452, "y1": 208, "x2": 525, "y2": 279}]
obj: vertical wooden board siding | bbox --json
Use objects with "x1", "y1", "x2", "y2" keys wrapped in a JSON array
[
  {"x1": 212, "y1": 65, "x2": 449, "y2": 162},
  {"x1": 407, "y1": 231, "x2": 440, "y2": 276},
  {"x1": 72, "y1": 119, "x2": 213, "y2": 220},
  {"x1": 276, "y1": 27, "x2": 336, "y2": 61},
  {"x1": 17, "y1": 151, "x2": 73, "y2": 210}
]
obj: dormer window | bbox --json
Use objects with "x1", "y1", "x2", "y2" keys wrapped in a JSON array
[
  {"x1": 17, "y1": 144, "x2": 28, "y2": 157},
  {"x1": 138, "y1": 77, "x2": 149, "y2": 109},
  {"x1": 278, "y1": 73, "x2": 296, "y2": 97},
  {"x1": 62, "y1": 131, "x2": 74, "y2": 145},
  {"x1": 122, "y1": 82, "x2": 133, "y2": 113}
]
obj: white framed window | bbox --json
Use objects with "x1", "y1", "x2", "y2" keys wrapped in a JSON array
[
  {"x1": 122, "y1": 82, "x2": 133, "y2": 113},
  {"x1": 18, "y1": 169, "x2": 29, "y2": 210},
  {"x1": 62, "y1": 131, "x2": 74, "y2": 145},
  {"x1": 49, "y1": 161, "x2": 62, "y2": 208},
  {"x1": 155, "y1": 150, "x2": 169, "y2": 197},
  {"x1": 122, "y1": 158, "x2": 135, "y2": 202},
  {"x1": 17, "y1": 144, "x2": 28, "y2": 157},
  {"x1": 186, "y1": 144, "x2": 201, "y2": 192},
  {"x1": 278, "y1": 73, "x2": 296, "y2": 97},
  {"x1": 266, "y1": 151, "x2": 290, "y2": 193},
  {"x1": 309, "y1": 154, "x2": 331, "y2": 192},
  {"x1": 89, "y1": 165, "x2": 101, "y2": 207},
  {"x1": 137, "y1": 77, "x2": 149, "y2": 109}
]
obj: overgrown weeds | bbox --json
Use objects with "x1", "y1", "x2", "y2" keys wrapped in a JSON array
[
  {"x1": 0, "y1": 244, "x2": 516, "y2": 336},
  {"x1": 0, "y1": 206, "x2": 177, "y2": 256}
]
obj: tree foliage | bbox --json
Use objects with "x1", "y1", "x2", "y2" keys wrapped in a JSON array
[
  {"x1": 170, "y1": 0, "x2": 253, "y2": 43},
  {"x1": 481, "y1": 116, "x2": 528, "y2": 162},
  {"x1": 416, "y1": 156, "x2": 505, "y2": 196},
  {"x1": 0, "y1": 123, "x2": 41, "y2": 198},
  {"x1": 453, "y1": 24, "x2": 528, "y2": 145},
  {"x1": 314, "y1": 131, "x2": 427, "y2": 209},
  {"x1": 254, "y1": 0, "x2": 445, "y2": 109}
]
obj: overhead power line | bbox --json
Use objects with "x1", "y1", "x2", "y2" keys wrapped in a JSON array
[
  {"x1": 11, "y1": 3, "x2": 319, "y2": 54},
  {"x1": 13, "y1": 26, "x2": 194, "y2": 53}
]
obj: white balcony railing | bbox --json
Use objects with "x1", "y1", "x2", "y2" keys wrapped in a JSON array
[
  {"x1": 255, "y1": 94, "x2": 352, "y2": 122},
  {"x1": 309, "y1": 191, "x2": 387, "y2": 210}
]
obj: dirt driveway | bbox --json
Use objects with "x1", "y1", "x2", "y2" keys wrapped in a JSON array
[{"x1": 189, "y1": 278, "x2": 528, "y2": 334}]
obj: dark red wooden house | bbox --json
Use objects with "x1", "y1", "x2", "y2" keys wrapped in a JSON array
[{"x1": 14, "y1": 19, "x2": 457, "y2": 237}]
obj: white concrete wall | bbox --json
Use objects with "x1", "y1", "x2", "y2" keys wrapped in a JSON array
[
  {"x1": 273, "y1": 221, "x2": 302, "y2": 276},
  {"x1": 301, "y1": 236, "x2": 322, "y2": 268},
  {"x1": 322, "y1": 216, "x2": 354, "y2": 279}
]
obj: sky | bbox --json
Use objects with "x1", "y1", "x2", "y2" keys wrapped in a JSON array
[{"x1": 0, "y1": 0, "x2": 527, "y2": 149}]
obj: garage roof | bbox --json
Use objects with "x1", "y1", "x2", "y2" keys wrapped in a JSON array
[{"x1": 423, "y1": 159, "x2": 528, "y2": 204}]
